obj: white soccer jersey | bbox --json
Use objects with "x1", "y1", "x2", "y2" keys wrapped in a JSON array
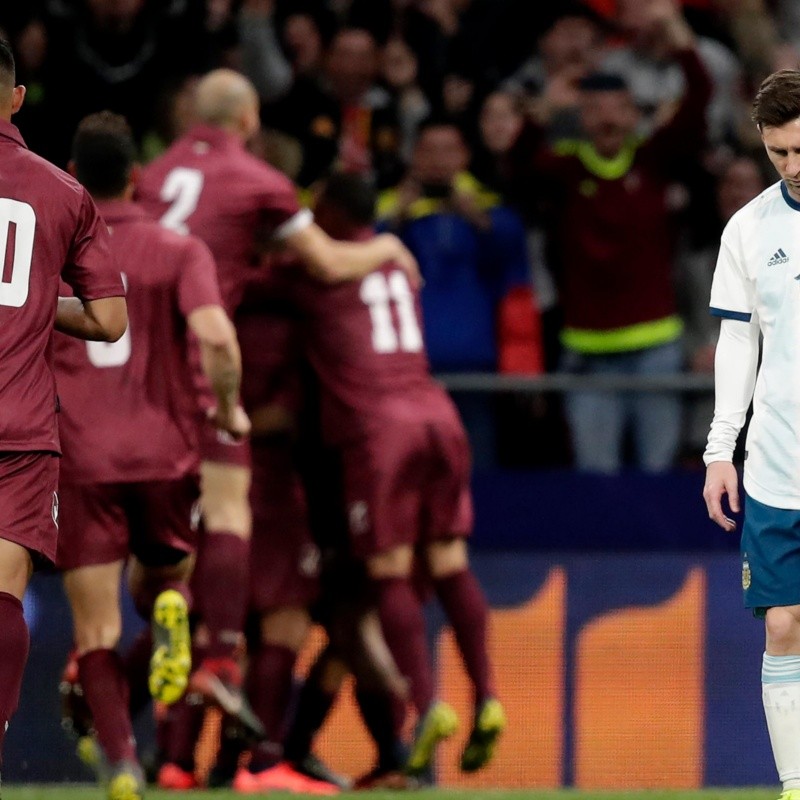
[{"x1": 710, "y1": 180, "x2": 800, "y2": 507}]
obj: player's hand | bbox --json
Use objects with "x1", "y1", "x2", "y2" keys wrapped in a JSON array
[
  {"x1": 208, "y1": 404, "x2": 251, "y2": 441},
  {"x1": 383, "y1": 233, "x2": 422, "y2": 289},
  {"x1": 703, "y1": 460, "x2": 740, "y2": 532}
]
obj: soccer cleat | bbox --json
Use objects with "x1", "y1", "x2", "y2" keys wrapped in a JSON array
[
  {"x1": 353, "y1": 767, "x2": 417, "y2": 790},
  {"x1": 157, "y1": 762, "x2": 199, "y2": 790},
  {"x1": 460, "y1": 697, "x2": 507, "y2": 772},
  {"x1": 232, "y1": 761, "x2": 340, "y2": 795},
  {"x1": 405, "y1": 700, "x2": 459, "y2": 776},
  {"x1": 293, "y1": 752, "x2": 352, "y2": 790},
  {"x1": 149, "y1": 589, "x2": 192, "y2": 705},
  {"x1": 189, "y1": 657, "x2": 265, "y2": 741},
  {"x1": 107, "y1": 760, "x2": 145, "y2": 800},
  {"x1": 779, "y1": 792, "x2": 800, "y2": 800}
]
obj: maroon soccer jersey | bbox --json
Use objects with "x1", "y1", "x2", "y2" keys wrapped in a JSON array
[
  {"x1": 0, "y1": 121, "x2": 123, "y2": 453},
  {"x1": 293, "y1": 233, "x2": 456, "y2": 445},
  {"x1": 54, "y1": 200, "x2": 222, "y2": 484},
  {"x1": 137, "y1": 124, "x2": 311, "y2": 314}
]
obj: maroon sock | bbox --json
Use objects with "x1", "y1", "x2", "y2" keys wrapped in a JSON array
[
  {"x1": 194, "y1": 532, "x2": 249, "y2": 659},
  {"x1": 374, "y1": 577, "x2": 434, "y2": 715},
  {"x1": 122, "y1": 629, "x2": 152, "y2": 719},
  {"x1": 247, "y1": 643, "x2": 297, "y2": 771},
  {"x1": 433, "y1": 569, "x2": 495, "y2": 703},
  {"x1": 77, "y1": 649, "x2": 137, "y2": 765},
  {"x1": 131, "y1": 578, "x2": 192, "y2": 622},
  {"x1": 0, "y1": 592, "x2": 29, "y2": 764},
  {"x1": 159, "y1": 694, "x2": 204, "y2": 771}
]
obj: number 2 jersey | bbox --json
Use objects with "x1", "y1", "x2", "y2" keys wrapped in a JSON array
[
  {"x1": 291, "y1": 229, "x2": 465, "y2": 446},
  {"x1": 53, "y1": 200, "x2": 222, "y2": 484},
  {"x1": 0, "y1": 120, "x2": 124, "y2": 454}
]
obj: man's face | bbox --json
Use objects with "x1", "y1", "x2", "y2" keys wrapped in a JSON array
[
  {"x1": 761, "y1": 119, "x2": 800, "y2": 195},
  {"x1": 412, "y1": 126, "x2": 468, "y2": 187},
  {"x1": 325, "y1": 30, "x2": 378, "y2": 102},
  {"x1": 580, "y1": 88, "x2": 639, "y2": 158},
  {"x1": 716, "y1": 158, "x2": 764, "y2": 222},
  {"x1": 480, "y1": 92, "x2": 522, "y2": 155},
  {"x1": 540, "y1": 16, "x2": 601, "y2": 74}
]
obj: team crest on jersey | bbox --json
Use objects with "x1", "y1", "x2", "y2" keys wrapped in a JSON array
[
  {"x1": 51, "y1": 491, "x2": 59, "y2": 528},
  {"x1": 742, "y1": 556, "x2": 751, "y2": 590},
  {"x1": 348, "y1": 501, "x2": 370, "y2": 536}
]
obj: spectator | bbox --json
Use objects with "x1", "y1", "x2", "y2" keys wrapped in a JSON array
[
  {"x1": 265, "y1": 27, "x2": 403, "y2": 187},
  {"x1": 237, "y1": 0, "x2": 294, "y2": 103},
  {"x1": 378, "y1": 116, "x2": 543, "y2": 464},
  {"x1": 509, "y1": 1, "x2": 712, "y2": 473}
]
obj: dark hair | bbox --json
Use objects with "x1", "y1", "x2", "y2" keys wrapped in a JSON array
[
  {"x1": 752, "y1": 70, "x2": 800, "y2": 128},
  {"x1": 417, "y1": 114, "x2": 466, "y2": 139},
  {"x1": 72, "y1": 111, "x2": 137, "y2": 198},
  {"x1": 0, "y1": 39, "x2": 15, "y2": 86},
  {"x1": 579, "y1": 72, "x2": 628, "y2": 93},
  {"x1": 318, "y1": 172, "x2": 376, "y2": 226}
]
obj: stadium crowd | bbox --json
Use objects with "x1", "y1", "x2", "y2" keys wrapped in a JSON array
[{"x1": 0, "y1": 0, "x2": 794, "y2": 797}]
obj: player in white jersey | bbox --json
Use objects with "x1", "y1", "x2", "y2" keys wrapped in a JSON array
[{"x1": 704, "y1": 70, "x2": 800, "y2": 800}]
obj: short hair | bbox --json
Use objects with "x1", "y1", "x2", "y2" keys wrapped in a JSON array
[
  {"x1": 752, "y1": 70, "x2": 800, "y2": 128},
  {"x1": 318, "y1": 172, "x2": 376, "y2": 226},
  {"x1": 72, "y1": 112, "x2": 137, "y2": 198},
  {"x1": 579, "y1": 72, "x2": 628, "y2": 93},
  {"x1": 416, "y1": 114, "x2": 466, "y2": 140},
  {"x1": 0, "y1": 39, "x2": 15, "y2": 87}
]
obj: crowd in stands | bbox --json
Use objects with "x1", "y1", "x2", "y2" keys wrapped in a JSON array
[{"x1": 0, "y1": 0, "x2": 789, "y2": 472}]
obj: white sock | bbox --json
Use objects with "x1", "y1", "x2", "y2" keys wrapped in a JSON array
[{"x1": 763, "y1": 654, "x2": 800, "y2": 790}]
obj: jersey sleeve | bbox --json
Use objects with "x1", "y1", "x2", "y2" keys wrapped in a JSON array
[
  {"x1": 61, "y1": 188, "x2": 125, "y2": 300},
  {"x1": 259, "y1": 169, "x2": 313, "y2": 241},
  {"x1": 709, "y1": 218, "x2": 755, "y2": 322},
  {"x1": 176, "y1": 234, "x2": 223, "y2": 317}
]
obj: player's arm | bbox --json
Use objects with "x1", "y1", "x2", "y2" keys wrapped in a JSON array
[
  {"x1": 188, "y1": 306, "x2": 250, "y2": 440},
  {"x1": 283, "y1": 221, "x2": 421, "y2": 286},
  {"x1": 702, "y1": 316, "x2": 759, "y2": 531},
  {"x1": 55, "y1": 295, "x2": 128, "y2": 342}
]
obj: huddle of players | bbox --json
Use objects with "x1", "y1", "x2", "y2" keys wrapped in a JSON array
[{"x1": 48, "y1": 65, "x2": 507, "y2": 798}]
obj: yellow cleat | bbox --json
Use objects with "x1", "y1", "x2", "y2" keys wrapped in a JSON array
[
  {"x1": 779, "y1": 792, "x2": 800, "y2": 800},
  {"x1": 148, "y1": 589, "x2": 191, "y2": 705},
  {"x1": 76, "y1": 734, "x2": 103, "y2": 771},
  {"x1": 406, "y1": 701, "x2": 459, "y2": 776},
  {"x1": 107, "y1": 761, "x2": 145, "y2": 800},
  {"x1": 460, "y1": 697, "x2": 507, "y2": 772}
]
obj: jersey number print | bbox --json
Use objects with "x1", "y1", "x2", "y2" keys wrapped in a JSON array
[
  {"x1": 360, "y1": 270, "x2": 423, "y2": 354},
  {"x1": 0, "y1": 198, "x2": 35, "y2": 308},
  {"x1": 159, "y1": 168, "x2": 204, "y2": 235}
]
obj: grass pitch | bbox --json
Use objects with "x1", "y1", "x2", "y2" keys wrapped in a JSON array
[{"x1": 0, "y1": 788, "x2": 782, "y2": 800}]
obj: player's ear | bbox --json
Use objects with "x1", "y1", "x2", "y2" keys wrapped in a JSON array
[
  {"x1": 10, "y1": 84, "x2": 25, "y2": 115},
  {"x1": 66, "y1": 159, "x2": 77, "y2": 179}
]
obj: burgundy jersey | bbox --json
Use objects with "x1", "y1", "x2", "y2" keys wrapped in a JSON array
[
  {"x1": 293, "y1": 231, "x2": 456, "y2": 445},
  {"x1": 0, "y1": 121, "x2": 123, "y2": 453},
  {"x1": 137, "y1": 124, "x2": 311, "y2": 314},
  {"x1": 54, "y1": 200, "x2": 222, "y2": 484}
]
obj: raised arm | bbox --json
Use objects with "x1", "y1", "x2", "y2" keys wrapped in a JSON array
[
  {"x1": 188, "y1": 305, "x2": 250, "y2": 440},
  {"x1": 56, "y1": 295, "x2": 127, "y2": 342}
]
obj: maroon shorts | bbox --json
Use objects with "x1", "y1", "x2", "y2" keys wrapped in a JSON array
[
  {"x1": 56, "y1": 475, "x2": 200, "y2": 571},
  {"x1": 198, "y1": 417, "x2": 251, "y2": 469},
  {"x1": 342, "y1": 416, "x2": 473, "y2": 559},
  {"x1": 248, "y1": 439, "x2": 319, "y2": 613},
  {"x1": 0, "y1": 452, "x2": 59, "y2": 564}
]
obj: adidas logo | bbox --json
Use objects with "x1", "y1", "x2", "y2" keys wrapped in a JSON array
[{"x1": 768, "y1": 248, "x2": 789, "y2": 266}]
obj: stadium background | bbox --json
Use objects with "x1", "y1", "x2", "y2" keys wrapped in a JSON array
[{"x1": 6, "y1": 469, "x2": 769, "y2": 788}]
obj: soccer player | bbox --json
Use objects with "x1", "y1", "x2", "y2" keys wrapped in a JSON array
[
  {"x1": 54, "y1": 111, "x2": 247, "y2": 800},
  {"x1": 294, "y1": 173, "x2": 506, "y2": 777},
  {"x1": 703, "y1": 69, "x2": 800, "y2": 800},
  {"x1": 0, "y1": 41, "x2": 127, "y2": 774},
  {"x1": 137, "y1": 67, "x2": 418, "y2": 729}
]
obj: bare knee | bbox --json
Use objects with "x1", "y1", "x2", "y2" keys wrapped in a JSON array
[
  {"x1": 367, "y1": 545, "x2": 414, "y2": 579},
  {"x1": 200, "y1": 462, "x2": 252, "y2": 537},
  {"x1": 64, "y1": 563, "x2": 124, "y2": 654},
  {"x1": 0, "y1": 539, "x2": 33, "y2": 600},
  {"x1": 260, "y1": 606, "x2": 311, "y2": 652},
  {"x1": 73, "y1": 619, "x2": 123, "y2": 654},
  {"x1": 426, "y1": 537, "x2": 468, "y2": 579},
  {"x1": 765, "y1": 606, "x2": 800, "y2": 654}
]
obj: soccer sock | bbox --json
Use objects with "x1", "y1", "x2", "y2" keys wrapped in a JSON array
[
  {"x1": 77, "y1": 649, "x2": 137, "y2": 765},
  {"x1": 433, "y1": 568, "x2": 495, "y2": 704},
  {"x1": 0, "y1": 592, "x2": 29, "y2": 764},
  {"x1": 121, "y1": 629, "x2": 152, "y2": 719},
  {"x1": 762, "y1": 653, "x2": 800, "y2": 789},
  {"x1": 374, "y1": 576, "x2": 434, "y2": 715},
  {"x1": 194, "y1": 532, "x2": 249, "y2": 660},
  {"x1": 355, "y1": 687, "x2": 404, "y2": 771},
  {"x1": 283, "y1": 656, "x2": 337, "y2": 763},
  {"x1": 247, "y1": 643, "x2": 298, "y2": 771},
  {"x1": 159, "y1": 694, "x2": 204, "y2": 772},
  {"x1": 130, "y1": 577, "x2": 192, "y2": 621}
]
